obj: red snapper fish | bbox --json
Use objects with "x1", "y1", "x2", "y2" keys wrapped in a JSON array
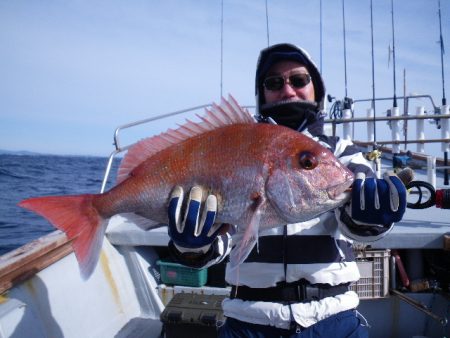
[{"x1": 19, "y1": 95, "x2": 354, "y2": 279}]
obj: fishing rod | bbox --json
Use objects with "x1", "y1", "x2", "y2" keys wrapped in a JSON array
[
  {"x1": 265, "y1": 0, "x2": 270, "y2": 46},
  {"x1": 342, "y1": 0, "x2": 349, "y2": 100},
  {"x1": 220, "y1": 0, "x2": 224, "y2": 98},
  {"x1": 327, "y1": 0, "x2": 353, "y2": 127},
  {"x1": 437, "y1": 0, "x2": 449, "y2": 186},
  {"x1": 390, "y1": 289, "x2": 448, "y2": 326},
  {"x1": 370, "y1": 0, "x2": 377, "y2": 149},
  {"x1": 390, "y1": 0, "x2": 398, "y2": 108},
  {"x1": 403, "y1": 69, "x2": 408, "y2": 150},
  {"x1": 341, "y1": 0, "x2": 355, "y2": 140},
  {"x1": 327, "y1": 0, "x2": 355, "y2": 134},
  {"x1": 438, "y1": 0, "x2": 446, "y2": 106},
  {"x1": 320, "y1": 0, "x2": 323, "y2": 73}
]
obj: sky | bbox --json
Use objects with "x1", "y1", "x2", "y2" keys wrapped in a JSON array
[{"x1": 0, "y1": 0, "x2": 449, "y2": 157}]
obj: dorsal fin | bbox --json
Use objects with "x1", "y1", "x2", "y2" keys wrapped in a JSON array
[{"x1": 117, "y1": 94, "x2": 254, "y2": 183}]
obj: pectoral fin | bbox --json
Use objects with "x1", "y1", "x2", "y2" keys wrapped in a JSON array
[{"x1": 228, "y1": 194, "x2": 266, "y2": 281}]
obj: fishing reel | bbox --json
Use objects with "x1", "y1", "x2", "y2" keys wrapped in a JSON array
[
  {"x1": 430, "y1": 106, "x2": 444, "y2": 129},
  {"x1": 392, "y1": 152, "x2": 412, "y2": 169},
  {"x1": 327, "y1": 95, "x2": 354, "y2": 120},
  {"x1": 389, "y1": 166, "x2": 450, "y2": 210},
  {"x1": 406, "y1": 180, "x2": 450, "y2": 209}
]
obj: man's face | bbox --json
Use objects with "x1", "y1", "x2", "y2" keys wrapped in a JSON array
[{"x1": 263, "y1": 60, "x2": 315, "y2": 104}]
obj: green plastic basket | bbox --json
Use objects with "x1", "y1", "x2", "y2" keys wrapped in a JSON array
[{"x1": 157, "y1": 260, "x2": 208, "y2": 287}]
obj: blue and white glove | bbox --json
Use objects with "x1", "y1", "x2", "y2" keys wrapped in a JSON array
[
  {"x1": 168, "y1": 186, "x2": 224, "y2": 254},
  {"x1": 351, "y1": 171, "x2": 407, "y2": 225},
  {"x1": 338, "y1": 171, "x2": 407, "y2": 241}
]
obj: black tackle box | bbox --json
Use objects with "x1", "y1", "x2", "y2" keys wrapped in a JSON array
[{"x1": 160, "y1": 293, "x2": 227, "y2": 338}]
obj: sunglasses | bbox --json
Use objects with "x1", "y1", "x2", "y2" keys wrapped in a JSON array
[{"x1": 263, "y1": 73, "x2": 312, "y2": 91}]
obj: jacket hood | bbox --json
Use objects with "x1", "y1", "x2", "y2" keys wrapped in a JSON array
[{"x1": 255, "y1": 43, "x2": 326, "y2": 114}]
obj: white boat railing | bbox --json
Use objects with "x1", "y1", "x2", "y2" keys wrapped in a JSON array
[
  {"x1": 100, "y1": 100, "x2": 450, "y2": 193},
  {"x1": 100, "y1": 104, "x2": 213, "y2": 192},
  {"x1": 328, "y1": 107, "x2": 450, "y2": 149}
]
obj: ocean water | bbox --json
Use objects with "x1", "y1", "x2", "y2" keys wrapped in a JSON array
[{"x1": 0, "y1": 154, "x2": 120, "y2": 255}]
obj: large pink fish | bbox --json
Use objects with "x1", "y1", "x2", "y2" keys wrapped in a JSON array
[{"x1": 19, "y1": 96, "x2": 354, "y2": 278}]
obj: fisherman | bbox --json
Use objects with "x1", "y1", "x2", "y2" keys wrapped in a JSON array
[{"x1": 167, "y1": 43, "x2": 407, "y2": 337}]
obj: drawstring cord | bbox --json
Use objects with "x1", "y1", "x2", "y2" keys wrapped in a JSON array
[
  {"x1": 333, "y1": 238, "x2": 346, "y2": 262},
  {"x1": 355, "y1": 310, "x2": 371, "y2": 328}
]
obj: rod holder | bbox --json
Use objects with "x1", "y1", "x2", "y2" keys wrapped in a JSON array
[
  {"x1": 427, "y1": 156, "x2": 437, "y2": 189},
  {"x1": 342, "y1": 109, "x2": 352, "y2": 141},
  {"x1": 366, "y1": 108, "x2": 375, "y2": 151},
  {"x1": 441, "y1": 105, "x2": 450, "y2": 152},
  {"x1": 391, "y1": 106, "x2": 401, "y2": 153},
  {"x1": 416, "y1": 106, "x2": 425, "y2": 153}
]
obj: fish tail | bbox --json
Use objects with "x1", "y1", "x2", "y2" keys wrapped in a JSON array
[{"x1": 18, "y1": 194, "x2": 106, "y2": 279}]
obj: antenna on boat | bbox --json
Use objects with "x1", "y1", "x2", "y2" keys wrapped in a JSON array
[
  {"x1": 265, "y1": 0, "x2": 270, "y2": 46},
  {"x1": 438, "y1": 0, "x2": 446, "y2": 106},
  {"x1": 390, "y1": 0, "x2": 398, "y2": 108},
  {"x1": 370, "y1": 0, "x2": 377, "y2": 149}
]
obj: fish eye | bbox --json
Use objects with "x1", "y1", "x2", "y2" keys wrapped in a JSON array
[{"x1": 299, "y1": 152, "x2": 318, "y2": 170}]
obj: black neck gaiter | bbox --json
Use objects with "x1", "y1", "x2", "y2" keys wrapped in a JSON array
[{"x1": 259, "y1": 100, "x2": 325, "y2": 136}]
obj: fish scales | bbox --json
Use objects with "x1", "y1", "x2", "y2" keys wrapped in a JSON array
[{"x1": 105, "y1": 124, "x2": 274, "y2": 226}]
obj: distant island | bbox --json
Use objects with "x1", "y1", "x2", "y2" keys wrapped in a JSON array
[{"x1": 0, "y1": 149, "x2": 42, "y2": 156}]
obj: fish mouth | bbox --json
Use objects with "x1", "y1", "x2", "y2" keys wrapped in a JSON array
[{"x1": 326, "y1": 179, "x2": 353, "y2": 203}]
